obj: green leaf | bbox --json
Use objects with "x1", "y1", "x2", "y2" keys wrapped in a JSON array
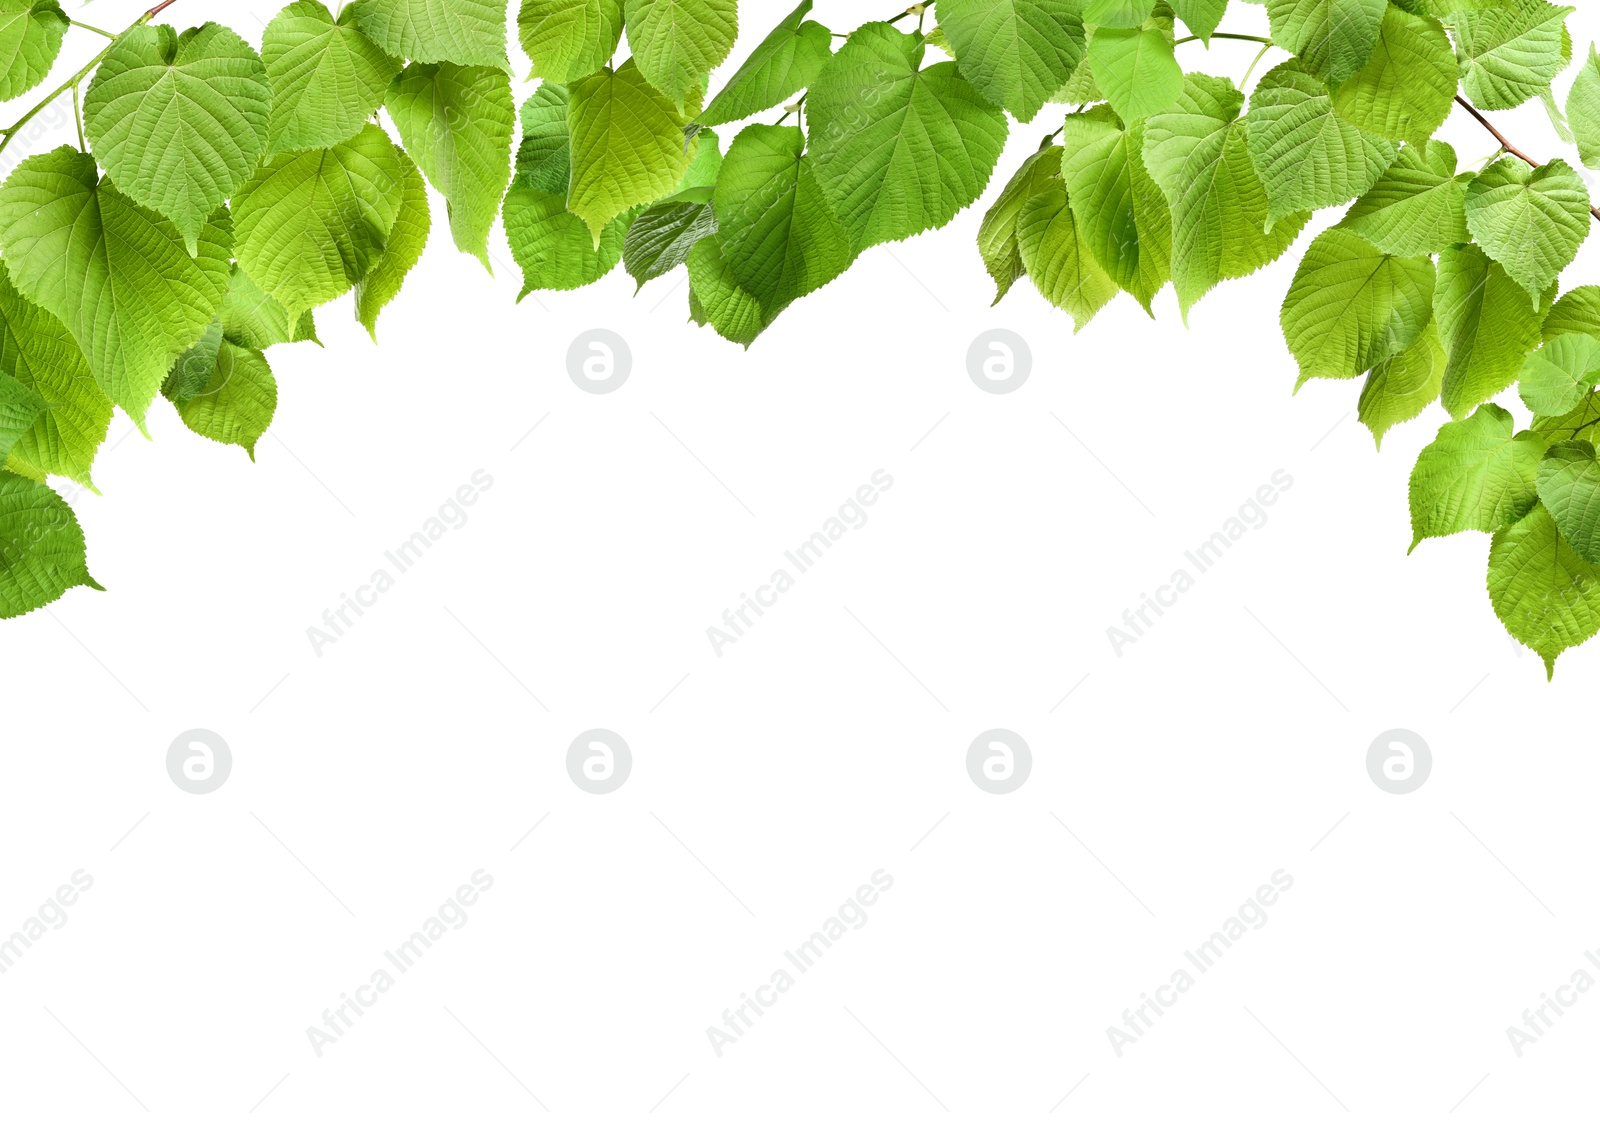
[
  {"x1": 1569, "y1": 44, "x2": 1600, "y2": 169},
  {"x1": 1338, "y1": 140, "x2": 1471, "y2": 256},
  {"x1": 1087, "y1": 26, "x2": 1181, "y2": 123},
  {"x1": 1488, "y1": 500, "x2": 1600, "y2": 677},
  {"x1": 1536, "y1": 439, "x2": 1600, "y2": 564},
  {"x1": 699, "y1": 0, "x2": 832, "y2": 127},
  {"x1": 166, "y1": 339, "x2": 276, "y2": 459},
  {"x1": 83, "y1": 23, "x2": 272, "y2": 253},
  {"x1": 1464, "y1": 156, "x2": 1591, "y2": 306},
  {"x1": 1082, "y1": 0, "x2": 1158, "y2": 27},
  {"x1": 232, "y1": 123, "x2": 405, "y2": 319},
  {"x1": 623, "y1": 187, "x2": 717, "y2": 288},
  {"x1": 1331, "y1": 5, "x2": 1457, "y2": 145},
  {"x1": 1143, "y1": 73, "x2": 1308, "y2": 315},
  {"x1": 1436, "y1": 243, "x2": 1550, "y2": 418},
  {"x1": 623, "y1": 0, "x2": 737, "y2": 106},
  {"x1": 0, "y1": 471, "x2": 100, "y2": 618},
  {"x1": 1519, "y1": 333, "x2": 1600, "y2": 414},
  {"x1": 938, "y1": 0, "x2": 1085, "y2": 123},
  {"x1": 687, "y1": 234, "x2": 771, "y2": 345},
  {"x1": 713, "y1": 123, "x2": 854, "y2": 313},
  {"x1": 1450, "y1": 0, "x2": 1574, "y2": 111},
  {"x1": 1533, "y1": 389, "x2": 1600, "y2": 444},
  {"x1": 1058, "y1": 107, "x2": 1172, "y2": 313},
  {"x1": 1016, "y1": 180, "x2": 1120, "y2": 330},
  {"x1": 356, "y1": 150, "x2": 431, "y2": 339},
  {"x1": 567, "y1": 60, "x2": 693, "y2": 244},
  {"x1": 1172, "y1": 0, "x2": 1228, "y2": 42},
  {"x1": 386, "y1": 62, "x2": 513, "y2": 267},
  {"x1": 517, "y1": 0, "x2": 623, "y2": 83},
  {"x1": 0, "y1": 370, "x2": 46, "y2": 464},
  {"x1": 1410, "y1": 402, "x2": 1543, "y2": 547},
  {"x1": 0, "y1": 0, "x2": 67, "y2": 102},
  {"x1": 1280, "y1": 227, "x2": 1435, "y2": 385},
  {"x1": 220, "y1": 267, "x2": 319, "y2": 351},
  {"x1": 262, "y1": 0, "x2": 402, "y2": 156},
  {"x1": 1266, "y1": 0, "x2": 1387, "y2": 85},
  {"x1": 1051, "y1": 53, "x2": 1101, "y2": 104},
  {"x1": 351, "y1": 0, "x2": 510, "y2": 68},
  {"x1": 678, "y1": 125, "x2": 721, "y2": 189},
  {"x1": 977, "y1": 143, "x2": 1062, "y2": 305},
  {"x1": 514, "y1": 83, "x2": 570, "y2": 194},
  {"x1": 0, "y1": 147, "x2": 231, "y2": 426},
  {"x1": 807, "y1": 23, "x2": 1008, "y2": 252},
  {"x1": 1245, "y1": 60, "x2": 1399, "y2": 226},
  {"x1": 503, "y1": 184, "x2": 626, "y2": 294},
  {"x1": 1544, "y1": 285, "x2": 1600, "y2": 343},
  {"x1": 0, "y1": 270, "x2": 110, "y2": 489},
  {"x1": 1359, "y1": 318, "x2": 1446, "y2": 448}
]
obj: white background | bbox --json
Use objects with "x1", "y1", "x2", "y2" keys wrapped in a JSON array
[{"x1": 3, "y1": 0, "x2": 1600, "y2": 1120}]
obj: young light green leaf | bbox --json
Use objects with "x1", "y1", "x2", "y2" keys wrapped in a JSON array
[
  {"x1": 232, "y1": 123, "x2": 405, "y2": 319},
  {"x1": 517, "y1": 0, "x2": 623, "y2": 83},
  {"x1": 1570, "y1": 44, "x2": 1600, "y2": 169},
  {"x1": 623, "y1": 187, "x2": 717, "y2": 288},
  {"x1": 677, "y1": 126, "x2": 721, "y2": 189},
  {"x1": 1143, "y1": 73, "x2": 1308, "y2": 316},
  {"x1": 1359, "y1": 319, "x2": 1446, "y2": 448},
  {"x1": 1281, "y1": 227, "x2": 1435, "y2": 385},
  {"x1": 1338, "y1": 140, "x2": 1471, "y2": 256},
  {"x1": 1450, "y1": 0, "x2": 1575, "y2": 111},
  {"x1": 1331, "y1": 5, "x2": 1456, "y2": 145},
  {"x1": 0, "y1": 0, "x2": 67, "y2": 102},
  {"x1": 1246, "y1": 60, "x2": 1399, "y2": 226},
  {"x1": 699, "y1": 0, "x2": 832, "y2": 127},
  {"x1": 567, "y1": 60, "x2": 693, "y2": 244},
  {"x1": 713, "y1": 123, "x2": 854, "y2": 314},
  {"x1": 167, "y1": 340, "x2": 276, "y2": 459},
  {"x1": 1544, "y1": 285, "x2": 1600, "y2": 343},
  {"x1": 938, "y1": 0, "x2": 1085, "y2": 124},
  {"x1": 1087, "y1": 26, "x2": 1181, "y2": 123},
  {"x1": 220, "y1": 267, "x2": 319, "y2": 351},
  {"x1": 1533, "y1": 389, "x2": 1600, "y2": 444},
  {"x1": 1266, "y1": 0, "x2": 1387, "y2": 86},
  {"x1": 0, "y1": 471, "x2": 100, "y2": 618},
  {"x1": 386, "y1": 62, "x2": 513, "y2": 268},
  {"x1": 262, "y1": 0, "x2": 402, "y2": 156},
  {"x1": 0, "y1": 147, "x2": 231, "y2": 426},
  {"x1": 515, "y1": 83, "x2": 570, "y2": 194},
  {"x1": 1488, "y1": 500, "x2": 1600, "y2": 677},
  {"x1": 83, "y1": 23, "x2": 272, "y2": 253},
  {"x1": 1016, "y1": 181, "x2": 1120, "y2": 330},
  {"x1": 0, "y1": 271, "x2": 110, "y2": 489},
  {"x1": 1082, "y1": 0, "x2": 1157, "y2": 28},
  {"x1": 808, "y1": 23, "x2": 1008, "y2": 252},
  {"x1": 1435, "y1": 243, "x2": 1550, "y2": 418},
  {"x1": 687, "y1": 235, "x2": 772, "y2": 346},
  {"x1": 1536, "y1": 439, "x2": 1600, "y2": 564},
  {"x1": 1059, "y1": 108, "x2": 1172, "y2": 313},
  {"x1": 1172, "y1": 0, "x2": 1228, "y2": 43},
  {"x1": 977, "y1": 143, "x2": 1062, "y2": 305},
  {"x1": 503, "y1": 184, "x2": 626, "y2": 294},
  {"x1": 623, "y1": 0, "x2": 737, "y2": 106},
  {"x1": 0, "y1": 372, "x2": 46, "y2": 465},
  {"x1": 1051, "y1": 53, "x2": 1100, "y2": 104},
  {"x1": 1410, "y1": 402, "x2": 1544, "y2": 547},
  {"x1": 1464, "y1": 156, "x2": 1591, "y2": 306},
  {"x1": 351, "y1": 0, "x2": 509, "y2": 68},
  {"x1": 356, "y1": 151, "x2": 431, "y2": 340},
  {"x1": 1519, "y1": 333, "x2": 1600, "y2": 415}
]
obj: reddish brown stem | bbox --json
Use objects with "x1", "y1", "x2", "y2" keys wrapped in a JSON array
[
  {"x1": 146, "y1": 0, "x2": 178, "y2": 16},
  {"x1": 1455, "y1": 94, "x2": 1600, "y2": 223}
]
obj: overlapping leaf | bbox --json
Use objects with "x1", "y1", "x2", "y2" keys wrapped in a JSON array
[
  {"x1": 0, "y1": 471, "x2": 99, "y2": 617},
  {"x1": 351, "y1": 0, "x2": 509, "y2": 68},
  {"x1": 938, "y1": 0, "x2": 1085, "y2": 123},
  {"x1": 1058, "y1": 107, "x2": 1172, "y2": 313},
  {"x1": 1266, "y1": 0, "x2": 1387, "y2": 86},
  {"x1": 568, "y1": 60, "x2": 692, "y2": 243},
  {"x1": 1464, "y1": 156, "x2": 1590, "y2": 305},
  {"x1": 700, "y1": 0, "x2": 831, "y2": 127},
  {"x1": 1410, "y1": 402, "x2": 1543, "y2": 547},
  {"x1": 1339, "y1": 141, "x2": 1471, "y2": 256},
  {"x1": 262, "y1": 0, "x2": 401, "y2": 155},
  {"x1": 1331, "y1": 5, "x2": 1457, "y2": 145},
  {"x1": 624, "y1": 0, "x2": 737, "y2": 106},
  {"x1": 1359, "y1": 320, "x2": 1446, "y2": 448},
  {"x1": 1488, "y1": 501, "x2": 1600, "y2": 677},
  {"x1": 1087, "y1": 26, "x2": 1181, "y2": 123},
  {"x1": 1015, "y1": 181, "x2": 1120, "y2": 330},
  {"x1": 1435, "y1": 243, "x2": 1550, "y2": 418},
  {"x1": 1450, "y1": 0, "x2": 1574, "y2": 111},
  {"x1": 977, "y1": 143, "x2": 1062, "y2": 305},
  {"x1": 356, "y1": 150, "x2": 431, "y2": 339},
  {"x1": 503, "y1": 184, "x2": 627, "y2": 294},
  {"x1": 0, "y1": 0, "x2": 67, "y2": 102},
  {"x1": 517, "y1": 0, "x2": 623, "y2": 83}
]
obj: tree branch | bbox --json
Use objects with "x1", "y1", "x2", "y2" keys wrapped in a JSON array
[{"x1": 1455, "y1": 94, "x2": 1600, "y2": 223}]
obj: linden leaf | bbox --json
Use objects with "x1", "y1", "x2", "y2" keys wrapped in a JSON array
[
  {"x1": 623, "y1": 0, "x2": 737, "y2": 107},
  {"x1": 1016, "y1": 180, "x2": 1120, "y2": 331},
  {"x1": 0, "y1": 471, "x2": 100, "y2": 618},
  {"x1": 977, "y1": 143, "x2": 1062, "y2": 305},
  {"x1": 1464, "y1": 156, "x2": 1591, "y2": 306},
  {"x1": 1331, "y1": 4, "x2": 1457, "y2": 146},
  {"x1": 351, "y1": 0, "x2": 510, "y2": 69},
  {"x1": 1359, "y1": 319, "x2": 1446, "y2": 449},
  {"x1": 356, "y1": 150, "x2": 431, "y2": 340},
  {"x1": 1410, "y1": 402, "x2": 1543, "y2": 547},
  {"x1": 0, "y1": 0, "x2": 67, "y2": 102},
  {"x1": 1536, "y1": 440, "x2": 1600, "y2": 565},
  {"x1": 517, "y1": 0, "x2": 623, "y2": 83},
  {"x1": 938, "y1": 0, "x2": 1086, "y2": 123},
  {"x1": 83, "y1": 22, "x2": 271, "y2": 252},
  {"x1": 386, "y1": 62, "x2": 513, "y2": 267},
  {"x1": 262, "y1": 0, "x2": 402, "y2": 155},
  {"x1": 1518, "y1": 333, "x2": 1600, "y2": 415},
  {"x1": 1450, "y1": 0, "x2": 1574, "y2": 111},
  {"x1": 1266, "y1": 0, "x2": 1386, "y2": 86},
  {"x1": 567, "y1": 60, "x2": 692, "y2": 245},
  {"x1": 1488, "y1": 500, "x2": 1600, "y2": 677},
  {"x1": 1435, "y1": 243, "x2": 1550, "y2": 419},
  {"x1": 1339, "y1": 140, "x2": 1471, "y2": 257},
  {"x1": 699, "y1": 0, "x2": 832, "y2": 127}
]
